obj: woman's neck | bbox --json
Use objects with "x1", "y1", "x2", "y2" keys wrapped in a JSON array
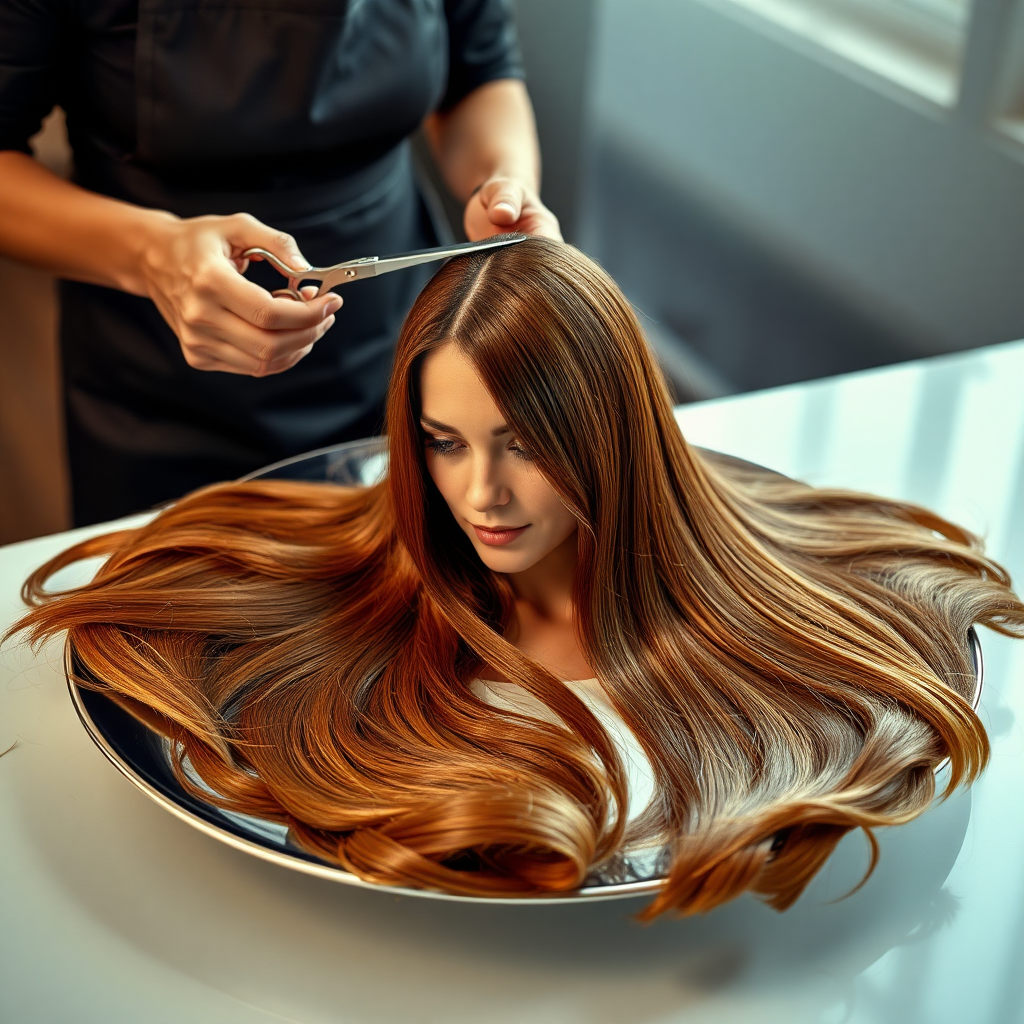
[
  {"x1": 501, "y1": 533, "x2": 594, "y2": 681},
  {"x1": 506, "y1": 530, "x2": 577, "y2": 618}
]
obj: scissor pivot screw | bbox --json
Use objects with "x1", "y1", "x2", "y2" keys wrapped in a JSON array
[{"x1": 345, "y1": 269, "x2": 356, "y2": 278}]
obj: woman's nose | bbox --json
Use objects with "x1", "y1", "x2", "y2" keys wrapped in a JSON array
[{"x1": 466, "y1": 457, "x2": 510, "y2": 512}]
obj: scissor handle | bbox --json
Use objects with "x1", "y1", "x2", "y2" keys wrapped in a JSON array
[
  {"x1": 242, "y1": 248, "x2": 378, "y2": 301},
  {"x1": 242, "y1": 248, "x2": 316, "y2": 301}
]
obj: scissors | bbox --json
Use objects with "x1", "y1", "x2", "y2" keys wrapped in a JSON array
[{"x1": 243, "y1": 235, "x2": 526, "y2": 301}]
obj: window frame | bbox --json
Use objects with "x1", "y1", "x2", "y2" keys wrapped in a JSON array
[{"x1": 696, "y1": 0, "x2": 973, "y2": 111}]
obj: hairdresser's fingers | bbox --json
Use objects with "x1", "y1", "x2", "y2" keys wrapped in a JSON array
[
  {"x1": 481, "y1": 178, "x2": 524, "y2": 225},
  {"x1": 147, "y1": 272, "x2": 339, "y2": 373},
  {"x1": 464, "y1": 176, "x2": 562, "y2": 242},
  {"x1": 176, "y1": 315, "x2": 336, "y2": 376},
  {"x1": 140, "y1": 211, "x2": 344, "y2": 375},
  {"x1": 178, "y1": 212, "x2": 333, "y2": 328},
  {"x1": 510, "y1": 190, "x2": 562, "y2": 241},
  {"x1": 222, "y1": 212, "x2": 313, "y2": 274},
  {"x1": 210, "y1": 303, "x2": 338, "y2": 371},
  {"x1": 154, "y1": 283, "x2": 338, "y2": 376},
  {"x1": 215, "y1": 265, "x2": 342, "y2": 331}
]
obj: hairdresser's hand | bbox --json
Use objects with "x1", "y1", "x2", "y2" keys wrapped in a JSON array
[
  {"x1": 464, "y1": 176, "x2": 562, "y2": 242},
  {"x1": 138, "y1": 212, "x2": 342, "y2": 376}
]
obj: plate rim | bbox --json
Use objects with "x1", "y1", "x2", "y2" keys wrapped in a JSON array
[{"x1": 65, "y1": 647, "x2": 665, "y2": 904}]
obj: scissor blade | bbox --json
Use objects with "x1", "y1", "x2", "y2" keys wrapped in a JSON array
[
  {"x1": 370, "y1": 235, "x2": 526, "y2": 277},
  {"x1": 244, "y1": 235, "x2": 527, "y2": 299}
]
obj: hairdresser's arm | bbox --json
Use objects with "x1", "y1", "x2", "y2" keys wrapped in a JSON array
[
  {"x1": 0, "y1": 150, "x2": 340, "y2": 376},
  {"x1": 424, "y1": 79, "x2": 562, "y2": 242}
]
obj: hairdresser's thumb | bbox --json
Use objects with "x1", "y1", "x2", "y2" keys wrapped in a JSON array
[
  {"x1": 484, "y1": 181, "x2": 523, "y2": 226},
  {"x1": 232, "y1": 214, "x2": 312, "y2": 272}
]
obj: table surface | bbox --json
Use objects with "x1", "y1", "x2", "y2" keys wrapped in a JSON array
[{"x1": 3, "y1": 340, "x2": 1023, "y2": 1024}]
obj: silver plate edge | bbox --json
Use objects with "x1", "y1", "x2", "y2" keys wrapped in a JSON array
[
  {"x1": 236, "y1": 435, "x2": 388, "y2": 483},
  {"x1": 65, "y1": 645, "x2": 662, "y2": 904}
]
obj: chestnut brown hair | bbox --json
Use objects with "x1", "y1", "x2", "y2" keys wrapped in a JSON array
[{"x1": 12, "y1": 237, "x2": 1024, "y2": 917}]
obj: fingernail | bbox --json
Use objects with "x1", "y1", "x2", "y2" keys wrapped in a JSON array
[
  {"x1": 494, "y1": 202, "x2": 516, "y2": 217},
  {"x1": 321, "y1": 314, "x2": 336, "y2": 332},
  {"x1": 325, "y1": 296, "x2": 343, "y2": 315}
]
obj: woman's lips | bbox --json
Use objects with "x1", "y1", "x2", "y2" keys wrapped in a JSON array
[{"x1": 472, "y1": 524, "x2": 529, "y2": 546}]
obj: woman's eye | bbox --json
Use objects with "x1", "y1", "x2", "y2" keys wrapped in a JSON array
[
  {"x1": 424, "y1": 437, "x2": 463, "y2": 458},
  {"x1": 508, "y1": 440, "x2": 534, "y2": 462}
]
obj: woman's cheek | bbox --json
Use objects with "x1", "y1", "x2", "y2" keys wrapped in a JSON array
[{"x1": 430, "y1": 461, "x2": 462, "y2": 516}]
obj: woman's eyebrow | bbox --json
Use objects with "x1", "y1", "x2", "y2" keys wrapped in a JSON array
[
  {"x1": 420, "y1": 416, "x2": 511, "y2": 437},
  {"x1": 420, "y1": 416, "x2": 458, "y2": 433}
]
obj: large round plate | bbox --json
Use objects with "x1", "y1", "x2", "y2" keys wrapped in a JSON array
[{"x1": 67, "y1": 438, "x2": 985, "y2": 903}]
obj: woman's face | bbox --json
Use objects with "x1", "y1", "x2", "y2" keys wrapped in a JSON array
[{"x1": 419, "y1": 343, "x2": 578, "y2": 577}]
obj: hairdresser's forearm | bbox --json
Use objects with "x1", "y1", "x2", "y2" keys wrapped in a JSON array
[
  {"x1": 425, "y1": 79, "x2": 540, "y2": 202},
  {"x1": 0, "y1": 150, "x2": 175, "y2": 294},
  {"x1": 0, "y1": 150, "x2": 341, "y2": 376}
]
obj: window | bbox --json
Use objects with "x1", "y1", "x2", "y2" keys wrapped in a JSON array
[
  {"x1": 894, "y1": 0, "x2": 970, "y2": 27},
  {"x1": 702, "y1": 0, "x2": 975, "y2": 108},
  {"x1": 990, "y1": 2, "x2": 1024, "y2": 151}
]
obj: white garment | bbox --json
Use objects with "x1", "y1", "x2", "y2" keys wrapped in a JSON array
[{"x1": 469, "y1": 677, "x2": 656, "y2": 824}]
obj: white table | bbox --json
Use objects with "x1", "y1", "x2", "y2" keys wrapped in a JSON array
[{"x1": 3, "y1": 341, "x2": 1023, "y2": 1024}]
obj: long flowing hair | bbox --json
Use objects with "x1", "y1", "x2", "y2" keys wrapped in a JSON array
[{"x1": 11, "y1": 238, "x2": 1024, "y2": 917}]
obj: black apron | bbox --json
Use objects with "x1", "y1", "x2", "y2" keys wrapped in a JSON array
[{"x1": 62, "y1": 0, "x2": 447, "y2": 525}]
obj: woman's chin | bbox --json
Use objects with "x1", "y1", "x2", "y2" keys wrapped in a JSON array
[{"x1": 470, "y1": 541, "x2": 538, "y2": 575}]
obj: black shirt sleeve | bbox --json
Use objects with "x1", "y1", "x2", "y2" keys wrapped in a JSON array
[
  {"x1": 440, "y1": 0, "x2": 525, "y2": 112},
  {"x1": 0, "y1": 0, "x2": 64, "y2": 153}
]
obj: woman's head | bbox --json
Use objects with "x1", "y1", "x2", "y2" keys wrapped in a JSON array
[{"x1": 386, "y1": 236, "x2": 694, "y2": 614}]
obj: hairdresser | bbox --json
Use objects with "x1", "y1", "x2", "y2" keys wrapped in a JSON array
[{"x1": 0, "y1": 1, "x2": 561, "y2": 526}]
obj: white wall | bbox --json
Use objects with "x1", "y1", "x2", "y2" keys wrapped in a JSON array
[{"x1": 590, "y1": 0, "x2": 1024, "y2": 354}]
